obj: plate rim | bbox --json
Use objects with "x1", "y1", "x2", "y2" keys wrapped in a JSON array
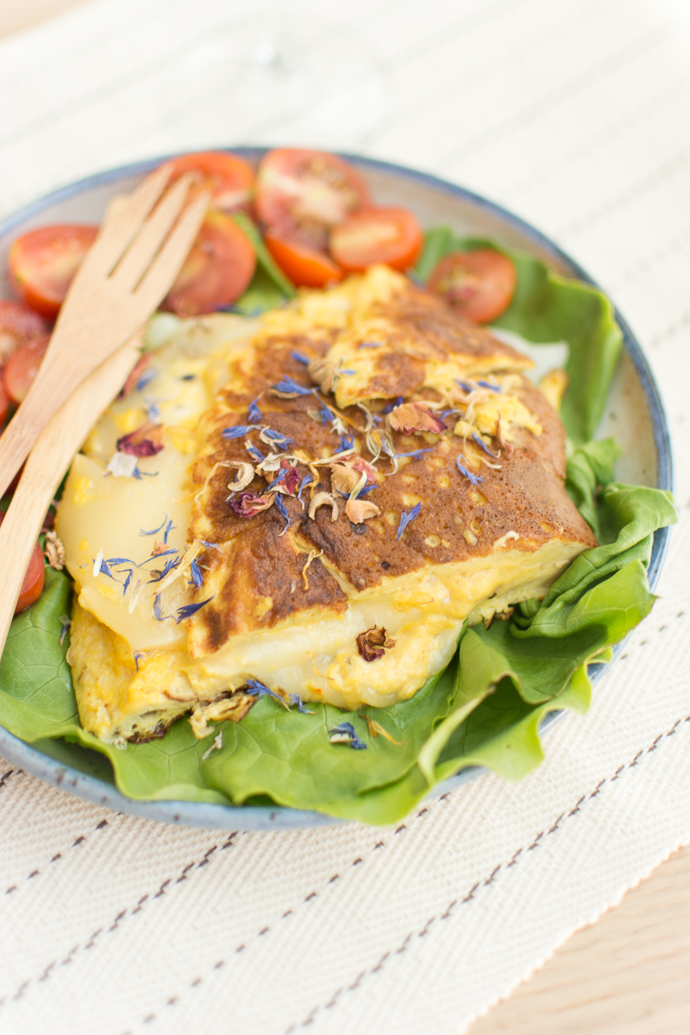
[{"x1": 0, "y1": 149, "x2": 674, "y2": 831}]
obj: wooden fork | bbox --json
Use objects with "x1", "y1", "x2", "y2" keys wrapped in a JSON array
[
  {"x1": 0, "y1": 164, "x2": 209, "y2": 499},
  {"x1": 0, "y1": 337, "x2": 142, "y2": 651}
]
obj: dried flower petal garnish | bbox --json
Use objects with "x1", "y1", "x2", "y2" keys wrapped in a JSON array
[
  {"x1": 153, "y1": 593, "x2": 166, "y2": 621},
  {"x1": 328, "y1": 722, "x2": 367, "y2": 750},
  {"x1": 388, "y1": 402, "x2": 446, "y2": 435},
  {"x1": 248, "y1": 400, "x2": 262, "y2": 423},
  {"x1": 148, "y1": 554, "x2": 181, "y2": 584},
  {"x1": 201, "y1": 729, "x2": 223, "y2": 760},
  {"x1": 301, "y1": 548, "x2": 323, "y2": 591},
  {"x1": 44, "y1": 531, "x2": 65, "y2": 571},
  {"x1": 360, "y1": 715, "x2": 404, "y2": 744},
  {"x1": 190, "y1": 559, "x2": 203, "y2": 589},
  {"x1": 330, "y1": 462, "x2": 362, "y2": 496},
  {"x1": 396, "y1": 502, "x2": 421, "y2": 540},
  {"x1": 477, "y1": 379, "x2": 501, "y2": 392},
  {"x1": 291, "y1": 351, "x2": 310, "y2": 365},
  {"x1": 346, "y1": 498, "x2": 379, "y2": 523},
  {"x1": 59, "y1": 615, "x2": 71, "y2": 648},
  {"x1": 356, "y1": 625, "x2": 397, "y2": 662},
  {"x1": 309, "y1": 492, "x2": 339, "y2": 522},
  {"x1": 225, "y1": 461, "x2": 255, "y2": 494},
  {"x1": 471, "y1": 432, "x2": 500, "y2": 459},
  {"x1": 288, "y1": 694, "x2": 315, "y2": 714},
  {"x1": 246, "y1": 441, "x2": 265, "y2": 463},
  {"x1": 297, "y1": 474, "x2": 313, "y2": 500},
  {"x1": 244, "y1": 678, "x2": 289, "y2": 708},
  {"x1": 157, "y1": 541, "x2": 203, "y2": 592},
  {"x1": 456, "y1": 455, "x2": 484, "y2": 486},
  {"x1": 222, "y1": 424, "x2": 255, "y2": 440},
  {"x1": 140, "y1": 515, "x2": 168, "y2": 537},
  {"x1": 274, "y1": 493, "x2": 290, "y2": 535},
  {"x1": 271, "y1": 377, "x2": 314, "y2": 397},
  {"x1": 260, "y1": 427, "x2": 294, "y2": 449},
  {"x1": 107, "y1": 452, "x2": 138, "y2": 479},
  {"x1": 229, "y1": 492, "x2": 275, "y2": 517},
  {"x1": 175, "y1": 597, "x2": 214, "y2": 624},
  {"x1": 116, "y1": 422, "x2": 165, "y2": 458}
]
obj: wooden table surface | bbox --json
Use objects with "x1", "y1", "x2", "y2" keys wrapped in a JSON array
[{"x1": 2, "y1": 2, "x2": 690, "y2": 1033}]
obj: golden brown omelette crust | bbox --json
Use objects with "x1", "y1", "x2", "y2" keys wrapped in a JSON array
[{"x1": 188, "y1": 276, "x2": 596, "y2": 656}]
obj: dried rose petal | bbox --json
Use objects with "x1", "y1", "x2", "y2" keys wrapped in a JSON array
[
  {"x1": 346, "y1": 498, "x2": 379, "y2": 523},
  {"x1": 122, "y1": 353, "x2": 151, "y2": 397},
  {"x1": 330, "y1": 463, "x2": 361, "y2": 495},
  {"x1": 388, "y1": 402, "x2": 446, "y2": 435},
  {"x1": 229, "y1": 492, "x2": 275, "y2": 517},
  {"x1": 277, "y1": 458, "x2": 301, "y2": 495},
  {"x1": 356, "y1": 625, "x2": 397, "y2": 662},
  {"x1": 116, "y1": 422, "x2": 164, "y2": 457}
]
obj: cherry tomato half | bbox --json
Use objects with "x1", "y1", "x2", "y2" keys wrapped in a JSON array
[
  {"x1": 428, "y1": 249, "x2": 517, "y2": 323},
  {"x1": 166, "y1": 151, "x2": 255, "y2": 213},
  {"x1": 255, "y1": 149, "x2": 370, "y2": 251},
  {"x1": 163, "y1": 210, "x2": 256, "y2": 317},
  {"x1": 0, "y1": 300, "x2": 48, "y2": 365},
  {"x1": 329, "y1": 207, "x2": 423, "y2": 272},
  {"x1": 4, "y1": 333, "x2": 50, "y2": 404},
  {"x1": 9, "y1": 224, "x2": 98, "y2": 320},
  {"x1": 0, "y1": 381, "x2": 9, "y2": 429},
  {"x1": 264, "y1": 230, "x2": 343, "y2": 288},
  {"x1": 0, "y1": 512, "x2": 45, "y2": 613}
]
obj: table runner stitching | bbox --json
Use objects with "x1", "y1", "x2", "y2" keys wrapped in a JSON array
[{"x1": 101, "y1": 712, "x2": 690, "y2": 1034}]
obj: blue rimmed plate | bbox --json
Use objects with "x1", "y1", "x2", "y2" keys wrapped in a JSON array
[{"x1": 0, "y1": 151, "x2": 673, "y2": 830}]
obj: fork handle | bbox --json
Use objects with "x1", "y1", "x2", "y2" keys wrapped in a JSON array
[
  {"x1": 0, "y1": 339, "x2": 140, "y2": 654},
  {"x1": 0, "y1": 331, "x2": 111, "y2": 501}
]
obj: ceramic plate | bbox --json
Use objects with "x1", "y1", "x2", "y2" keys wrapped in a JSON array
[{"x1": 0, "y1": 151, "x2": 673, "y2": 830}]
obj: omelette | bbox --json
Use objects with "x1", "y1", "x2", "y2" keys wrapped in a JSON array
[{"x1": 56, "y1": 265, "x2": 597, "y2": 745}]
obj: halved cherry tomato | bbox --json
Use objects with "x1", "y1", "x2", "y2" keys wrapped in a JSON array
[
  {"x1": 0, "y1": 512, "x2": 45, "y2": 613},
  {"x1": 255, "y1": 149, "x2": 370, "y2": 251},
  {"x1": 163, "y1": 210, "x2": 256, "y2": 317},
  {"x1": 0, "y1": 381, "x2": 9, "y2": 428},
  {"x1": 9, "y1": 225, "x2": 98, "y2": 320},
  {"x1": 329, "y1": 207, "x2": 423, "y2": 272},
  {"x1": 428, "y1": 249, "x2": 517, "y2": 323},
  {"x1": 166, "y1": 151, "x2": 255, "y2": 213},
  {"x1": 4, "y1": 333, "x2": 50, "y2": 404},
  {"x1": 0, "y1": 300, "x2": 47, "y2": 365},
  {"x1": 264, "y1": 230, "x2": 343, "y2": 288}
]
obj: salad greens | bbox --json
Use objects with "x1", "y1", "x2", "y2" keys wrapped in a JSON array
[{"x1": 0, "y1": 231, "x2": 676, "y2": 824}]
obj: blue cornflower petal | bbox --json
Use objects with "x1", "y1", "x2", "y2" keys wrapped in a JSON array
[
  {"x1": 222, "y1": 425, "x2": 254, "y2": 439},
  {"x1": 328, "y1": 722, "x2": 367, "y2": 750},
  {"x1": 248, "y1": 400, "x2": 262, "y2": 423},
  {"x1": 396, "y1": 502, "x2": 421, "y2": 541},
  {"x1": 471, "y1": 432, "x2": 500, "y2": 459},
  {"x1": 457, "y1": 455, "x2": 484, "y2": 486},
  {"x1": 291, "y1": 351, "x2": 310, "y2": 365}
]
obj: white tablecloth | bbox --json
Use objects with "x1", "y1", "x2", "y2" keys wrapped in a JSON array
[{"x1": 1, "y1": 1, "x2": 689, "y2": 1033}]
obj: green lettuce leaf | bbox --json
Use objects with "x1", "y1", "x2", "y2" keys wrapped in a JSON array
[
  {"x1": 416, "y1": 228, "x2": 623, "y2": 445},
  {"x1": 232, "y1": 212, "x2": 295, "y2": 314},
  {"x1": 0, "y1": 232, "x2": 676, "y2": 825}
]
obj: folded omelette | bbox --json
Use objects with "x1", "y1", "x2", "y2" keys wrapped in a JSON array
[{"x1": 56, "y1": 265, "x2": 596, "y2": 745}]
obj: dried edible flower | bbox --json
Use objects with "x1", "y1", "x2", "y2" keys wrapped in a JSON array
[
  {"x1": 356, "y1": 625, "x2": 397, "y2": 662},
  {"x1": 271, "y1": 377, "x2": 313, "y2": 397},
  {"x1": 244, "y1": 678, "x2": 289, "y2": 708},
  {"x1": 471, "y1": 432, "x2": 500, "y2": 459},
  {"x1": 44, "y1": 530, "x2": 65, "y2": 571},
  {"x1": 116, "y1": 422, "x2": 164, "y2": 458},
  {"x1": 328, "y1": 722, "x2": 367, "y2": 750},
  {"x1": 260, "y1": 427, "x2": 293, "y2": 449},
  {"x1": 140, "y1": 516, "x2": 168, "y2": 537},
  {"x1": 59, "y1": 616, "x2": 71, "y2": 648},
  {"x1": 346, "y1": 498, "x2": 379, "y2": 523},
  {"x1": 190, "y1": 559, "x2": 203, "y2": 589},
  {"x1": 360, "y1": 714, "x2": 404, "y2": 744},
  {"x1": 396, "y1": 503, "x2": 421, "y2": 540},
  {"x1": 456, "y1": 455, "x2": 484, "y2": 486},
  {"x1": 222, "y1": 424, "x2": 255, "y2": 440},
  {"x1": 175, "y1": 597, "x2": 213, "y2": 623},
  {"x1": 309, "y1": 492, "x2": 339, "y2": 522},
  {"x1": 291, "y1": 351, "x2": 310, "y2": 365},
  {"x1": 274, "y1": 493, "x2": 290, "y2": 535},
  {"x1": 248, "y1": 400, "x2": 262, "y2": 423},
  {"x1": 225, "y1": 461, "x2": 255, "y2": 494},
  {"x1": 288, "y1": 694, "x2": 315, "y2": 714},
  {"x1": 388, "y1": 402, "x2": 446, "y2": 435},
  {"x1": 201, "y1": 729, "x2": 223, "y2": 759},
  {"x1": 107, "y1": 452, "x2": 138, "y2": 479},
  {"x1": 229, "y1": 492, "x2": 275, "y2": 517}
]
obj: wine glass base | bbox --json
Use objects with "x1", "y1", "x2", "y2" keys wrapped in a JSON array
[{"x1": 155, "y1": 18, "x2": 390, "y2": 153}]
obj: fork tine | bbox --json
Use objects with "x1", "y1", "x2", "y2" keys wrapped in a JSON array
[
  {"x1": 132, "y1": 189, "x2": 210, "y2": 314},
  {"x1": 110, "y1": 173, "x2": 195, "y2": 292},
  {"x1": 78, "y1": 164, "x2": 173, "y2": 279}
]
